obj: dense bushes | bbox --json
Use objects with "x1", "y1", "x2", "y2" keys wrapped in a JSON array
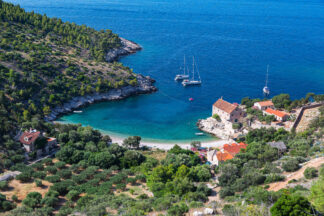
[
  {"x1": 282, "y1": 158, "x2": 300, "y2": 172},
  {"x1": 270, "y1": 194, "x2": 313, "y2": 216},
  {"x1": 0, "y1": 193, "x2": 15, "y2": 211},
  {"x1": 304, "y1": 167, "x2": 318, "y2": 179}
]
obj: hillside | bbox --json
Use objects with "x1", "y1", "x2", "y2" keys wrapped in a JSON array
[{"x1": 0, "y1": 1, "x2": 156, "y2": 139}]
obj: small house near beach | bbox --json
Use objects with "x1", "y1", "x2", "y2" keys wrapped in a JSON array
[{"x1": 212, "y1": 98, "x2": 245, "y2": 123}]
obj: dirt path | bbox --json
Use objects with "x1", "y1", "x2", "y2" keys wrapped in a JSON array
[{"x1": 268, "y1": 157, "x2": 324, "y2": 191}]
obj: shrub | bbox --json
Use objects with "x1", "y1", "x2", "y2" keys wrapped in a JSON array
[
  {"x1": 57, "y1": 170, "x2": 72, "y2": 179},
  {"x1": 304, "y1": 167, "x2": 318, "y2": 179},
  {"x1": 212, "y1": 114, "x2": 221, "y2": 121},
  {"x1": 219, "y1": 187, "x2": 234, "y2": 199},
  {"x1": 43, "y1": 158, "x2": 53, "y2": 166},
  {"x1": 282, "y1": 158, "x2": 300, "y2": 172},
  {"x1": 35, "y1": 179, "x2": 43, "y2": 187},
  {"x1": 54, "y1": 161, "x2": 66, "y2": 169},
  {"x1": 319, "y1": 165, "x2": 324, "y2": 177},
  {"x1": 50, "y1": 180, "x2": 75, "y2": 195},
  {"x1": 16, "y1": 172, "x2": 33, "y2": 183},
  {"x1": 45, "y1": 175, "x2": 61, "y2": 183},
  {"x1": 135, "y1": 174, "x2": 146, "y2": 183},
  {"x1": 66, "y1": 190, "x2": 80, "y2": 201},
  {"x1": 31, "y1": 163, "x2": 44, "y2": 171},
  {"x1": 264, "y1": 174, "x2": 285, "y2": 183},
  {"x1": 23, "y1": 192, "x2": 42, "y2": 208},
  {"x1": 2, "y1": 200, "x2": 15, "y2": 211},
  {"x1": 232, "y1": 123, "x2": 242, "y2": 130},
  {"x1": 41, "y1": 196, "x2": 59, "y2": 207},
  {"x1": 126, "y1": 177, "x2": 137, "y2": 185},
  {"x1": 33, "y1": 171, "x2": 47, "y2": 179},
  {"x1": 0, "y1": 181, "x2": 8, "y2": 191},
  {"x1": 11, "y1": 195, "x2": 18, "y2": 202},
  {"x1": 116, "y1": 183, "x2": 126, "y2": 191},
  {"x1": 167, "y1": 202, "x2": 189, "y2": 216},
  {"x1": 72, "y1": 174, "x2": 87, "y2": 185},
  {"x1": 45, "y1": 166, "x2": 57, "y2": 174},
  {"x1": 271, "y1": 194, "x2": 312, "y2": 216}
]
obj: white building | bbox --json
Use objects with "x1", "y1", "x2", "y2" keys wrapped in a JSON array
[{"x1": 254, "y1": 100, "x2": 274, "y2": 110}]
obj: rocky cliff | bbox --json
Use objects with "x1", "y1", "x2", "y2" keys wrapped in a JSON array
[{"x1": 105, "y1": 38, "x2": 142, "y2": 62}]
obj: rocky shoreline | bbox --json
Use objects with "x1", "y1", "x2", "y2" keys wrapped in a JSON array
[
  {"x1": 45, "y1": 37, "x2": 156, "y2": 122},
  {"x1": 45, "y1": 74, "x2": 157, "y2": 122},
  {"x1": 105, "y1": 37, "x2": 142, "y2": 62},
  {"x1": 197, "y1": 117, "x2": 242, "y2": 140}
]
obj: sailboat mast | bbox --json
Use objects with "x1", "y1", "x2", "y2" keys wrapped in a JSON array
[
  {"x1": 192, "y1": 56, "x2": 195, "y2": 80},
  {"x1": 265, "y1": 65, "x2": 269, "y2": 87},
  {"x1": 183, "y1": 55, "x2": 186, "y2": 75}
]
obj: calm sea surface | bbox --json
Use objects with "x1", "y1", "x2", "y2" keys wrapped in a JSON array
[{"x1": 8, "y1": 0, "x2": 324, "y2": 142}]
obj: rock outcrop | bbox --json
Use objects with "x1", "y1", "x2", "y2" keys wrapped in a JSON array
[
  {"x1": 197, "y1": 117, "x2": 238, "y2": 140},
  {"x1": 45, "y1": 74, "x2": 157, "y2": 121},
  {"x1": 105, "y1": 38, "x2": 142, "y2": 62}
]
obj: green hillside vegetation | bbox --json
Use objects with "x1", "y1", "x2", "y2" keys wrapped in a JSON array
[{"x1": 0, "y1": 1, "x2": 138, "y2": 140}]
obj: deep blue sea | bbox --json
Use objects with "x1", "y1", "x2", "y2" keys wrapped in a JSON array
[{"x1": 8, "y1": 0, "x2": 324, "y2": 142}]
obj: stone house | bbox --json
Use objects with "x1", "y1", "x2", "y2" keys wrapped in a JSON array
[
  {"x1": 19, "y1": 129, "x2": 41, "y2": 152},
  {"x1": 254, "y1": 100, "x2": 274, "y2": 110},
  {"x1": 19, "y1": 129, "x2": 58, "y2": 156},
  {"x1": 263, "y1": 108, "x2": 289, "y2": 121},
  {"x1": 212, "y1": 98, "x2": 245, "y2": 123},
  {"x1": 267, "y1": 141, "x2": 287, "y2": 154}
]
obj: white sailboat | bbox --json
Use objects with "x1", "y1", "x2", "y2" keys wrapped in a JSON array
[
  {"x1": 263, "y1": 65, "x2": 270, "y2": 96},
  {"x1": 174, "y1": 55, "x2": 189, "y2": 81},
  {"x1": 182, "y1": 56, "x2": 201, "y2": 86}
]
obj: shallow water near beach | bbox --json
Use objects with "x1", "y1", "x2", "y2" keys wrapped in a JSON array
[{"x1": 8, "y1": 0, "x2": 324, "y2": 142}]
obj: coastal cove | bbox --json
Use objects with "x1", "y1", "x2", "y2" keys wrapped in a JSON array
[{"x1": 9, "y1": 0, "x2": 324, "y2": 142}]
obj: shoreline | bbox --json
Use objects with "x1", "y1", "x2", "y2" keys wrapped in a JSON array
[
  {"x1": 45, "y1": 38, "x2": 156, "y2": 122},
  {"x1": 109, "y1": 134, "x2": 232, "y2": 150},
  {"x1": 55, "y1": 120, "x2": 228, "y2": 150}
]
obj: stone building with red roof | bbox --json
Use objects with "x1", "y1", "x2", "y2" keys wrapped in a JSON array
[
  {"x1": 19, "y1": 129, "x2": 41, "y2": 152},
  {"x1": 19, "y1": 129, "x2": 58, "y2": 154},
  {"x1": 212, "y1": 98, "x2": 245, "y2": 123}
]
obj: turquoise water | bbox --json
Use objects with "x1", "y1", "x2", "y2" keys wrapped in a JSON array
[{"x1": 8, "y1": 0, "x2": 324, "y2": 142}]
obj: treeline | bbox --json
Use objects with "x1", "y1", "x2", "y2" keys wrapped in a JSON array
[
  {"x1": 0, "y1": 0, "x2": 121, "y2": 61},
  {"x1": 242, "y1": 92, "x2": 324, "y2": 111}
]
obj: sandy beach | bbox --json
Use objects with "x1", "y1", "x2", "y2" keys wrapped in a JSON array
[{"x1": 110, "y1": 135, "x2": 233, "y2": 150}]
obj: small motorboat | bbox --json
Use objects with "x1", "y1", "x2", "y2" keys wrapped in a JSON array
[
  {"x1": 195, "y1": 132, "x2": 204, "y2": 136},
  {"x1": 73, "y1": 110, "x2": 83, "y2": 113},
  {"x1": 189, "y1": 97, "x2": 194, "y2": 101}
]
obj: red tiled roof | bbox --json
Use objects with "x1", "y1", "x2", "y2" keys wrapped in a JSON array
[
  {"x1": 216, "y1": 151, "x2": 233, "y2": 162},
  {"x1": 264, "y1": 108, "x2": 288, "y2": 118},
  {"x1": 256, "y1": 100, "x2": 273, "y2": 107},
  {"x1": 223, "y1": 142, "x2": 247, "y2": 156},
  {"x1": 19, "y1": 131, "x2": 40, "y2": 145},
  {"x1": 47, "y1": 137, "x2": 56, "y2": 142},
  {"x1": 213, "y1": 98, "x2": 237, "y2": 114}
]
